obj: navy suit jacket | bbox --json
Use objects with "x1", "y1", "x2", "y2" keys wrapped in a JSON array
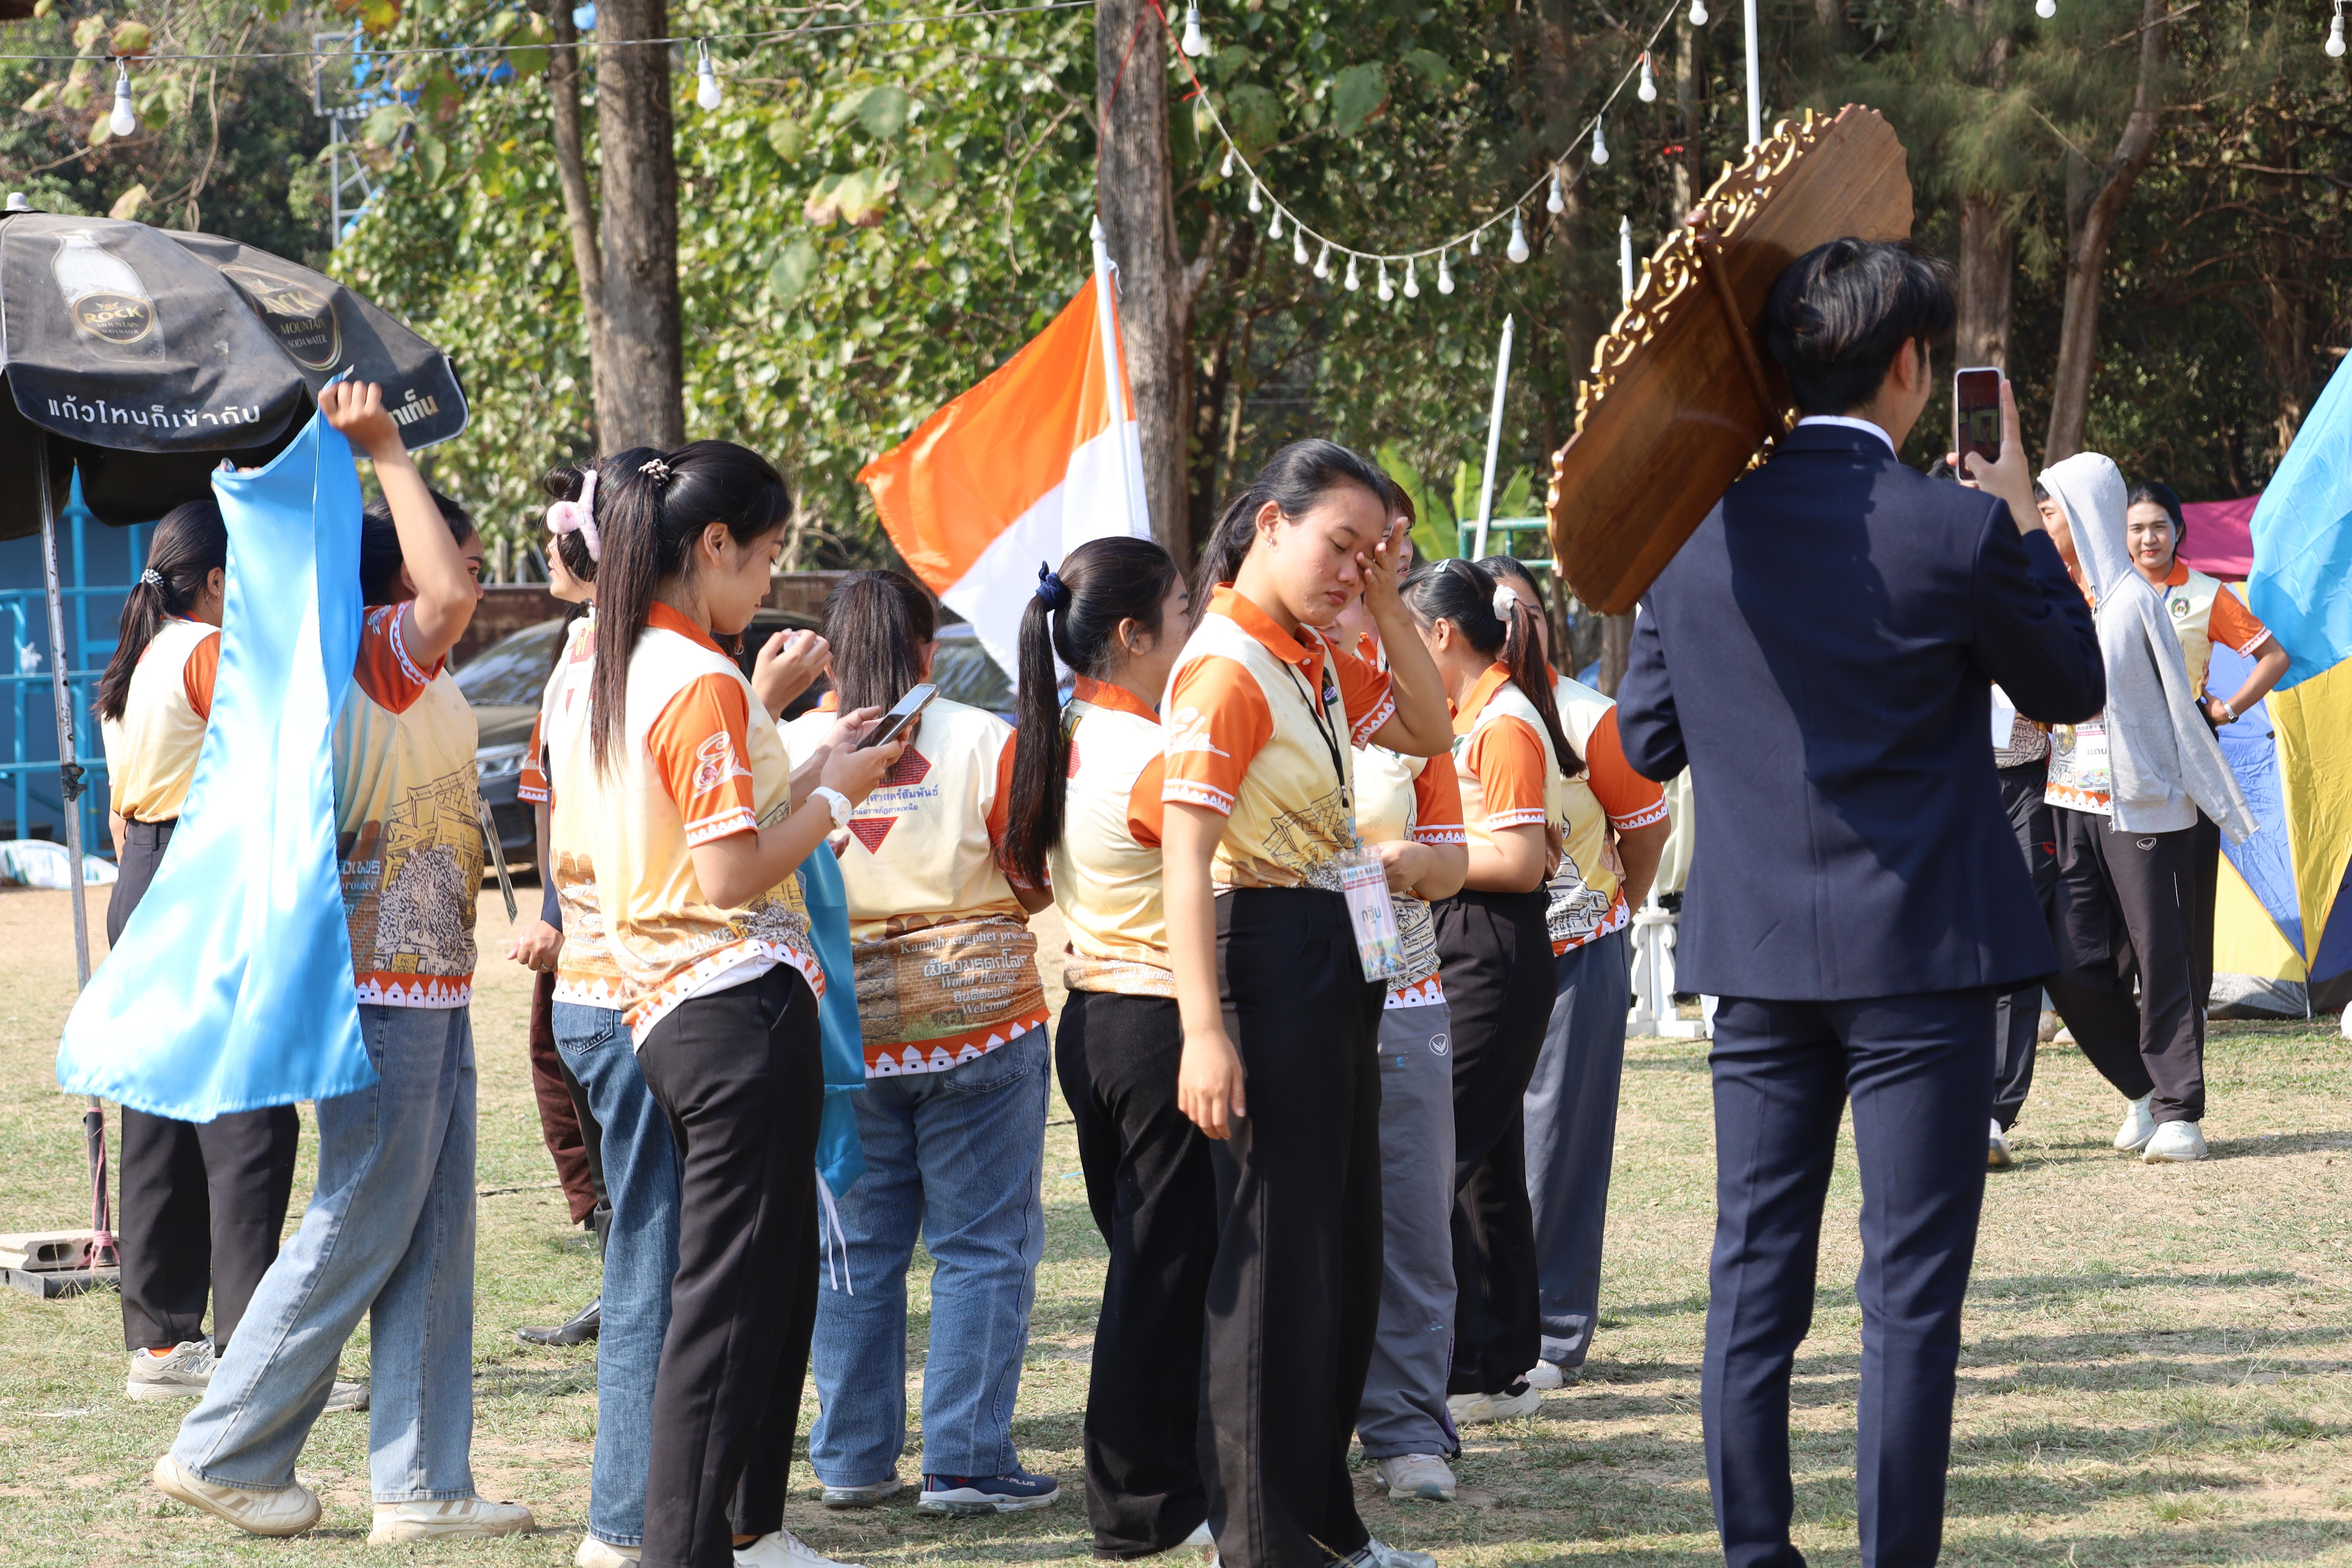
[{"x1": 1616, "y1": 423, "x2": 2104, "y2": 1001}]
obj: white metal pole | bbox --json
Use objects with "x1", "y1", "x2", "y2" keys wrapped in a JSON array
[
  {"x1": 1619, "y1": 216, "x2": 1636, "y2": 305},
  {"x1": 1472, "y1": 314, "x2": 1515, "y2": 560},
  {"x1": 1743, "y1": 0, "x2": 1762, "y2": 146},
  {"x1": 1089, "y1": 214, "x2": 1147, "y2": 539}
]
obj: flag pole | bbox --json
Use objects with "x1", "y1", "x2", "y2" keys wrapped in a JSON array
[
  {"x1": 1090, "y1": 215, "x2": 1146, "y2": 538},
  {"x1": 1472, "y1": 314, "x2": 1515, "y2": 561}
]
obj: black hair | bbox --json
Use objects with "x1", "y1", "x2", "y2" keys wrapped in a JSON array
[
  {"x1": 96, "y1": 499, "x2": 228, "y2": 724},
  {"x1": 823, "y1": 570, "x2": 937, "y2": 718},
  {"x1": 2127, "y1": 481, "x2": 2187, "y2": 557},
  {"x1": 360, "y1": 487, "x2": 478, "y2": 605},
  {"x1": 1192, "y1": 438, "x2": 1396, "y2": 620},
  {"x1": 1477, "y1": 554, "x2": 1549, "y2": 617},
  {"x1": 1002, "y1": 538, "x2": 1182, "y2": 889},
  {"x1": 1762, "y1": 239, "x2": 1956, "y2": 416},
  {"x1": 540, "y1": 459, "x2": 606, "y2": 584},
  {"x1": 590, "y1": 441, "x2": 793, "y2": 771},
  {"x1": 2031, "y1": 481, "x2": 2050, "y2": 504},
  {"x1": 1401, "y1": 557, "x2": 1581, "y2": 778}
]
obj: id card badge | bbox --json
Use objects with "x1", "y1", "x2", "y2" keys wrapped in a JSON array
[{"x1": 1334, "y1": 844, "x2": 1409, "y2": 983}]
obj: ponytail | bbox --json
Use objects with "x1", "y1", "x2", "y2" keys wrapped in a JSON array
[
  {"x1": 822, "y1": 570, "x2": 936, "y2": 717},
  {"x1": 96, "y1": 499, "x2": 228, "y2": 724},
  {"x1": 588, "y1": 440, "x2": 793, "y2": 772},
  {"x1": 1401, "y1": 558, "x2": 1581, "y2": 778},
  {"x1": 1003, "y1": 537, "x2": 1182, "y2": 887},
  {"x1": 1193, "y1": 438, "x2": 1396, "y2": 622}
]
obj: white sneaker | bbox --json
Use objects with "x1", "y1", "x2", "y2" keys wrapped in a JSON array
[
  {"x1": 577, "y1": 1537, "x2": 643, "y2": 1567},
  {"x1": 1446, "y1": 1381, "x2": 1540, "y2": 1424},
  {"x1": 1181, "y1": 1519, "x2": 1214, "y2": 1548},
  {"x1": 734, "y1": 1530, "x2": 862, "y2": 1567},
  {"x1": 1522, "y1": 1360, "x2": 1579, "y2": 1389},
  {"x1": 2142, "y1": 1120, "x2": 2208, "y2": 1163},
  {"x1": 152, "y1": 1453, "x2": 321, "y2": 1537},
  {"x1": 820, "y1": 1475, "x2": 902, "y2": 1508},
  {"x1": 1988, "y1": 1117, "x2": 2016, "y2": 1171},
  {"x1": 2113, "y1": 1094, "x2": 2157, "y2": 1152},
  {"x1": 323, "y1": 1379, "x2": 369, "y2": 1413},
  {"x1": 368, "y1": 1495, "x2": 537, "y2": 1543},
  {"x1": 1375, "y1": 1453, "x2": 1457, "y2": 1502},
  {"x1": 127, "y1": 1340, "x2": 217, "y2": 1401},
  {"x1": 1359, "y1": 1540, "x2": 1439, "y2": 1568}
]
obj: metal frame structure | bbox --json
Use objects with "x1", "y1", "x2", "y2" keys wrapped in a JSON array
[{"x1": 312, "y1": 28, "x2": 380, "y2": 244}]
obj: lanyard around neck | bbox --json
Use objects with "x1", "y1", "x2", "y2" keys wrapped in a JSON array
[{"x1": 1280, "y1": 646, "x2": 1351, "y2": 816}]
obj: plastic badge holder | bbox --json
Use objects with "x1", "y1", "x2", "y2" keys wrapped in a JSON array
[{"x1": 1334, "y1": 843, "x2": 1410, "y2": 984}]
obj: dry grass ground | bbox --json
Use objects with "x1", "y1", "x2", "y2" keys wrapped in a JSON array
[{"x1": 1, "y1": 885, "x2": 2347, "y2": 1566}]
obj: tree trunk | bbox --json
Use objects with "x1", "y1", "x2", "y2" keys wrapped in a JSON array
[
  {"x1": 2043, "y1": 0, "x2": 2168, "y2": 462},
  {"x1": 591, "y1": 0, "x2": 685, "y2": 450},
  {"x1": 541, "y1": 0, "x2": 610, "y2": 449},
  {"x1": 1955, "y1": 191, "x2": 2015, "y2": 371},
  {"x1": 1096, "y1": 0, "x2": 1193, "y2": 563},
  {"x1": 1674, "y1": 17, "x2": 1700, "y2": 216},
  {"x1": 1599, "y1": 612, "x2": 1634, "y2": 697}
]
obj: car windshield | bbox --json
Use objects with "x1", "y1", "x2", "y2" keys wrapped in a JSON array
[{"x1": 455, "y1": 619, "x2": 566, "y2": 707}]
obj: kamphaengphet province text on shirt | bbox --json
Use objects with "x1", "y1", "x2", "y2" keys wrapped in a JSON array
[
  {"x1": 1052, "y1": 677, "x2": 1174, "y2": 998},
  {"x1": 2160, "y1": 560, "x2": 2272, "y2": 697},
  {"x1": 1159, "y1": 584, "x2": 1397, "y2": 891},
  {"x1": 521, "y1": 615, "x2": 623, "y2": 1008},
  {"x1": 1548, "y1": 672, "x2": 1669, "y2": 954},
  {"x1": 783, "y1": 691, "x2": 1046, "y2": 1076},
  {"x1": 333, "y1": 604, "x2": 484, "y2": 1008},
  {"x1": 101, "y1": 616, "x2": 220, "y2": 824},
  {"x1": 1353, "y1": 740, "x2": 1466, "y2": 1008},
  {"x1": 547, "y1": 603, "x2": 822, "y2": 1045}
]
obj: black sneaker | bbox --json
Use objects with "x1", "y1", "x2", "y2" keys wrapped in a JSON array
[{"x1": 917, "y1": 1469, "x2": 1060, "y2": 1515}]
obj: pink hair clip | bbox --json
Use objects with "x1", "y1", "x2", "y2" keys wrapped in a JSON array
[{"x1": 547, "y1": 468, "x2": 600, "y2": 562}]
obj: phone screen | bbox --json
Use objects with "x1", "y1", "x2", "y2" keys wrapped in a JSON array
[
  {"x1": 858, "y1": 683, "x2": 937, "y2": 750},
  {"x1": 1953, "y1": 368, "x2": 2002, "y2": 476}
]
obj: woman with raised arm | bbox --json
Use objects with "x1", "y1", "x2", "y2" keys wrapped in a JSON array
[{"x1": 1159, "y1": 439, "x2": 1452, "y2": 1568}]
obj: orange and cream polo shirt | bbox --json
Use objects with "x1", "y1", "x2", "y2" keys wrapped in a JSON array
[
  {"x1": 1355, "y1": 742, "x2": 1466, "y2": 1009},
  {"x1": 2161, "y1": 561, "x2": 2272, "y2": 698},
  {"x1": 783, "y1": 692, "x2": 1046, "y2": 1075},
  {"x1": 333, "y1": 605, "x2": 484, "y2": 1008},
  {"x1": 548, "y1": 603, "x2": 822, "y2": 1045},
  {"x1": 1053, "y1": 677, "x2": 1172, "y2": 998},
  {"x1": 1547, "y1": 674, "x2": 1669, "y2": 954},
  {"x1": 1451, "y1": 662, "x2": 1567, "y2": 862},
  {"x1": 102, "y1": 617, "x2": 220, "y2": 824},
  {"x1": 525, "y1": 617, "x2": 626, "y2": 1008},
  {"x1": 1160, "y1": 584, "x2": 1397, "y2": 891}
]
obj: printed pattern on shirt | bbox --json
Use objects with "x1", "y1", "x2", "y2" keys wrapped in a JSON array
[{"x1": 1545, "y1": 690, "x2": 1668, "y2": 953}]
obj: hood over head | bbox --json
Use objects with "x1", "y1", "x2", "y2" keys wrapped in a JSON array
[{"x1": 2038, "y1": 452, "x2": 2134, "y2": 602}]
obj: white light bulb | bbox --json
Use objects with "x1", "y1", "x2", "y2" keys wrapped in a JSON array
[
  {"x1": 1689, "y1": 0, "x2": 1709, "y2": 24},
  {"x1": 1377, "y1": 261, "x2": 1393, "y2": 301},
  {"x1": 109, "y1": 64, "x2": 136, "y2": 138},
  {"x1": 1220, "y1": 146, "x2": 1236, "y2": 180},
  {"x1": 1592, "y1": 119, "x2": 1610, "y2": 167},
  {"x1": 1314, "y1": 241, "x2": 1330, "y2": 279},
  {"x1": 1437, "y1": 250, "x2": 1455, "y2": 293},
  {"x1": 2328, "y1": 9, "x2": 2344, "y2": 54},
  {"x1": 695, "y1": 44, "x2": 722, "y2": 111},
  {"x1": 1547, "y1": 167, "x2": 1565, "y2": 215},
  {"x1": 1403, "y1": 258, "x2": 1419, "y2": 298},
  {"x1": 1294, "y1": 228, "x2": 1310, "y2": 265},
  {"x1": 2035, "y1": 0, "x2": 2054, "y2": 15},
  {"x1": 1248, "y1": 182, "x2": 1262, "y2": 214},
  {"x1": 1507, "y1": 209, "x2": 1530, "y2": 263},
  {"x1": 1181, "y1": 2, "x2": 1209, "y2": 58},
  {"x1": 1344, "y1": 255, "x2": 1361, "y2": 291},
  {"x1": 1268, "y1": 207, "x2": 1283, "y2": 240},
  {"x1": 1470, "y1": 230, "x2": 1482, "y2": 257},
  {"x1": 1639, "y1": 52, "x2": 1658, "y2": 103}
]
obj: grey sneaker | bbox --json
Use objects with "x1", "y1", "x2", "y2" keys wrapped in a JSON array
[
  {"x1": 1352, "y1": 1541, "x2": 1438, "y2": 1568},
  {"x1": 1374, "y1": 1453, "x2": 1456, "y2": 1502},
  {"x1": 324, "y1": 1379, "x2": 370, "y2": 1413},
  {"x1": 820, "y1": 1476, "x2": 903, "y2": 1509},
  {"x1": 127, "y1": 1340, "x2": 217, "y2": 1401}
]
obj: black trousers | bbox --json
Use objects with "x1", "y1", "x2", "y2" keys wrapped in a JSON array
[
  {"x1": 1703, "y1": 988, "x2": 1995, "y2": 1568},
  {"x1": 2043, "y1": 809, "x2": 2205, "y2": 1124},
  {"x1": 635, "y1": 966, "x2": 823, "y2": 1568},
  {"x1": 2190, "y1": 811, "x2": 2221, "y2": 1010},
  {"x1": 1991, "y1": 760, "x2": 2056, "y2": 1131},
  {"x1": 1203, "y1": 888, "x2": 1385, "y2": 1568},
  {"x1": 1432, "y1": 886, "x2": 1555, "y2": 1395},
  {"x1": 110, "y1": 817, "x2": 300, "y2": 1355},
  {"x1": 1056, "y1": 989, "x2": 1217, "y2": 1559}
]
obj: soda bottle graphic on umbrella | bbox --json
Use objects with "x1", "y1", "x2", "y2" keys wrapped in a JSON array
[{"x1": 50, "y1": 228, "x2": 164, "y2": 358}]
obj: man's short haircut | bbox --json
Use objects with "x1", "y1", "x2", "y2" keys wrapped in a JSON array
[{"x1": 1762, "y1": 239, "x2": 1957, "y2": 416}]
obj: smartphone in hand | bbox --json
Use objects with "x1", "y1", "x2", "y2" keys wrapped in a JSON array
[
  {"x1": 1953, "y1": 367, "x2": 2002, "y2": 476},
  {"x1": 858, "y1": 683, "x2": 938, "y2": 750}
]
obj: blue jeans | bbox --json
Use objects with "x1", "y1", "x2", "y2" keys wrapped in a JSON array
[
  {"x1": 810, "y1": 1032, "x2": 1048, "y2": 1484},
  {"x1": 554, "y1": 1001, "x2": 681, "y2": 1550},
  {"x1": 172, "y1": 1004, "x2": 477, "y2": 1501}
]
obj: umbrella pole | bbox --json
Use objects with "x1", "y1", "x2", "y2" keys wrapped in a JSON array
[{"x1": 36, "y1": 444, "x2": 113, "y2": 1271}]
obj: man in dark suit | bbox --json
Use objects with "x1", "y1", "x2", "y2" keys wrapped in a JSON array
[{"x1": 1615, "y1": 239, "x2": 2102, "y2": 1567}]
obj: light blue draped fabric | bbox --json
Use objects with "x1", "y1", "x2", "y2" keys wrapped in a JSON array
[
  {"x1": 57, "y1": 410, "x2": 374, "y2": 1118},
  {"x1": 2248, "y1": 355, "x2": 2352, "y2": 692},
  {"x1": 797, "y1": 842, "x2": 866, "y2": 1198}
]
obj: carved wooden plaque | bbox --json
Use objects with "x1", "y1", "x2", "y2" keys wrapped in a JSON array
[{"x1": 1547, "y1": 105, "x2": 1913, "y2": 614}]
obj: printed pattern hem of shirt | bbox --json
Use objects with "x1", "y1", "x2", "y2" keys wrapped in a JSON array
[{"x1": 864, "y1": 1008, "x2": 1051, "y2": 1077}]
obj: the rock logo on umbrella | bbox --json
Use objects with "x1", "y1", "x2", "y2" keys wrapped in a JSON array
[
  {"x1": 221, "y1": 264, "x2": 342, "y2": 372},
  {"x1": 50, "y1": 229, "x2": 159, "y2": 356}
]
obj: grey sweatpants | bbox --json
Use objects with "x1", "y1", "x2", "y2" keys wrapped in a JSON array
[
  {"x1": 1356, "y1": 1000, "x2": 1460, "y2": 1459},
  {"x1": 1525, "y1": 928, "x2": 1632, "y2": 1369}
]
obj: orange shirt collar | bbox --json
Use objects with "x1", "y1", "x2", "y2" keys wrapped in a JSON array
[
  {"x1": 816, "y1": 691, "x2": 841, "y2": 713},
  {"x1": 1072, "y1": 675, "x2": 1158, "y2": 723},
  {"x1": 1209, "y1": 583, "x2": 1319, "y2": 672},
  {"x1": 1451, "y1": 662, "x2": 1514, "y2": 737},
  {"x1": 2163, "y1": 560, "x2": 2190, "y2": 588},
  {"x1": 647, "y1": 600, "x2": 723, "y2": 654}
]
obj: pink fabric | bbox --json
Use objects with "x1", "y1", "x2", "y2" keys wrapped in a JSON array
[{"x1": 2180, "y1": 495, "x2": 2258, "y2": 581}]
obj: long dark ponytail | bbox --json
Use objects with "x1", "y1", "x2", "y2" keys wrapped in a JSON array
[
  {"x1": 1192, "y1": 438, "x2": 1396, "y2": 621},
  {"x1": 96, "y1": 499, "x2": 229, "y2": 724},
  {"x1": 589, "y1": 441, "x2": 793, "y2": 772},
  {"x1": 1402, "y1": 557, "x2": 1581, "y2": 778},
  {"x1": 1003, "y1": 538, "x2": 1182, "y2": 887},
  {"x1": 822, "y1": 570, "x2": 936, "y2": 717}
]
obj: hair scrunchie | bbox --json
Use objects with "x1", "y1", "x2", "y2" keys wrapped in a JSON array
[
  {"x1": 139, "y1": 567, "x2": 164, "y2": 589},
  {"x1": 639, "y1": 457, "x2": 674, "y2": 485},
  {"x1": 547, "y1": 468, "x2": 601, "y2": 561},
  {"x1": 1035, "y1": 561, "x2": 1071, "y2": 612},
  {"x1": 1491, "y1": 582, "x2": 1520, "y2": 623}
]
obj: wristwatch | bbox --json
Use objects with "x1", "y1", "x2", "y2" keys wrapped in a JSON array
[
  {"x1": 2213, "y1": 698, "x2": 2237, "y2": 725},
  {"x1": 811, "y1": 785, "x2": 852, "y2": 830}
]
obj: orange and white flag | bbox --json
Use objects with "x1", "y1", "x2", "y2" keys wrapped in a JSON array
[{"x1": 859, "y1": 226, "x2": 1151, "y2": 676}]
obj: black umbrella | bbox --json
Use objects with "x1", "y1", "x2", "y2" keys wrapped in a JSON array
[{"x1": 0, "y1": 204, "x2": 467, "y2": 1274}]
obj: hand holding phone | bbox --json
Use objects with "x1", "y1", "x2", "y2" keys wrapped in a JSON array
[
  {"x1": 1952, "y1": 367, "x2": 2003, "y2": 476},
  {"x1": 858, "y1": 683, "x2": 938, "y2": 750},
  {"x1": 1945, "y1": 370, "x2": 2038, "y2": 532}
]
